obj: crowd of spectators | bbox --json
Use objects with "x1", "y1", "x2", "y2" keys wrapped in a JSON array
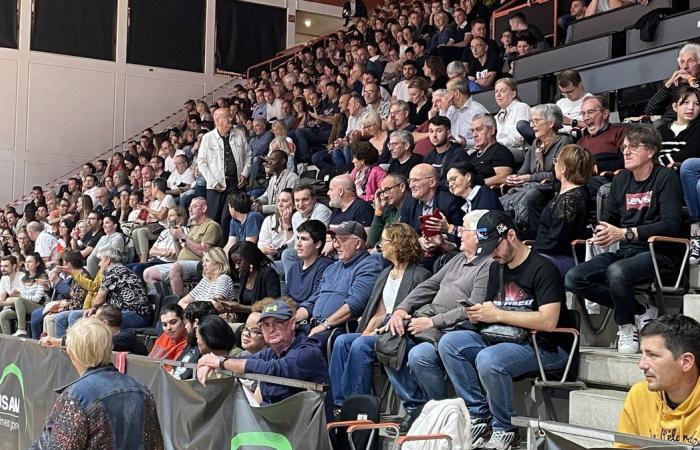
[{"x1": 4, "y1": 0, "x2": 700, "y2": 447}]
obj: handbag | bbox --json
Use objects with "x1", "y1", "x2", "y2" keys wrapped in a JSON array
[{"x1": 480, "y1": 266, "x2": 529, "y2": 345}]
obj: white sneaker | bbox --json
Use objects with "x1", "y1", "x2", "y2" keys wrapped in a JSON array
[
  {"x1": 484, "y1": 430, "x2": 520, "y2": 450},
  {"x1": 617, "y1": 324, "x2": 639, "y2": 354},
  {"x1": 635, "y1": 304, "x2": 658, "y2": 332},
  {"x1": 11, "y1": 330, "x2": 27, "y2": 337},
  {"x1": 690, "y1": 237, "x2": 700, "y2": 265}
]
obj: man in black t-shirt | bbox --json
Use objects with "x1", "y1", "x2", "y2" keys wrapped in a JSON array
[
  {"x1": 387, "y1": 130, "x2": 423, "y2": 178},
  {"x1": 565, "y1": 125, "x2": 683, "y2": 354},
  {"x1": 438, "y1": 210, "x2": 567, "y2": 450},
  {"x1": 469, "y1": 114, "x2": 515, "y2": 187}
]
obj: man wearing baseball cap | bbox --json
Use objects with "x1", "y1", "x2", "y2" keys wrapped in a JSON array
[
  {"x1": 296, "y1": 220, "x2": 382, "y2": 354},
  {"x1": 438, "y1": 210, "x2": 568, "y2": 450},
  {"x1": 196, "y1": 298, "x2": 330, "y2": 414}
]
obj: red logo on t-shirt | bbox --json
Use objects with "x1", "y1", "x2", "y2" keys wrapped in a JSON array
[{"x1": 626, "y1": 191, "x2": 653, "y2": 210}]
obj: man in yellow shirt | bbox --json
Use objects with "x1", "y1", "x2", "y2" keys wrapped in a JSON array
[{"x1": 617, "y1": 315, "x2": 700, "y2": 445}]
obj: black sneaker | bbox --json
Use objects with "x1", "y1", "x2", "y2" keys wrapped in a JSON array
[
  {"x1": 470, "y1": 416, "x2": 493, "y2": 449},
  {"x1": 398, "y1": 404, "x2": 424, "y2": 434}
]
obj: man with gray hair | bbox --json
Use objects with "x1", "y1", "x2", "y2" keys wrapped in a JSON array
[
  {"x1": 386, "y1": 100, "x2": 417, "y2": 134},
  {"x1": 249, "y1": 117, "x2": 275, "y2": 185},
  {"x1": 388, "y1": 130, "x2": 423, "y2": 178},
  {"x1": 645, "y1": 42, "x2": 700, "y2": 122},
  {"x1": 26, "y1": 221, "x2": 58, "y2": 263},
  {"x1": 470, "y1": 113, "x2": 515, "y2": 186},
  {"x1": 446, "y1": 77, "x2": 489, "y2": 149}
]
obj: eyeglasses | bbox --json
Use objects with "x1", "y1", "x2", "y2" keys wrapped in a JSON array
[
  {"x1": 260, "y1": 319, "x2": 289, "y2": 330},
  {"x1": 332, "y1": 236, "x2": 359, "y2": 244},
  {"x1": 580, "y1": 108, "x2": 604, "y2": 117},
  {"x1": 242, "y1": 327, "x2": 263, "y2": 336},
  {"x1": 623, "y1": 143, "x2": 652, "y2": 154},
  {"x1": 408, "y1": 176, "x2": 435, "y2": 184},
  {"x1": 378, "y1": 183, "x2": 402, "y2": 196},
  {"x1": 446, "y1": 174, "x2": 463, "y2": 184},
  {"x1": 387, "y1": 142, "x2": 405, "y2": 147}
]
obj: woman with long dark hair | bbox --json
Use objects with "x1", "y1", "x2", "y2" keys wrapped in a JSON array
[{"x1": 228, "y1": 242, "x2": 281, "y2": 321}]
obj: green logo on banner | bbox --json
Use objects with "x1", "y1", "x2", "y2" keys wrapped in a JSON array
[
  {"x1": 231, "y1": 432, "x2": 292, "y2": 450},
  {"x1": 0, "y1": 363, "x2": 26, "y2": 432}
]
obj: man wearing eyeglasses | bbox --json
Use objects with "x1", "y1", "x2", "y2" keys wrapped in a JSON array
[
  {"x1": 565, "y1": 125, "x2": 683, "y2": 354},
  {"x1": 368, "y1": 174, "x2": 409, "y2": 248},
  {"x1": 577, "y1": 95, "x2": 627, "y2": 173},
  {"x1": 197, "y1": 299, "x2": 331, "y2": 416},
  {"x1": 296, "y1": 221, "x2": 382, "y2": 354}
]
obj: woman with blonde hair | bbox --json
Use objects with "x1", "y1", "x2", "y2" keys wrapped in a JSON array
[
  {"x1": 534, "y1": 144, "x2": 594, "y2": 276},
  {"x1": 178, "y1": 247, "x2": 234, "y2": 310},
  {"x1": 328, "y1": 223, "x2": 430, "y2": 408}
]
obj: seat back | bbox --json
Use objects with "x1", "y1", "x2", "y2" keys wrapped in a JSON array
[
  {"x1": 335, "y1": 395, "x2": 381, "y2": 450},
  {"x1": 147, "y1": 293, "x2": 162, "y2": 328}
]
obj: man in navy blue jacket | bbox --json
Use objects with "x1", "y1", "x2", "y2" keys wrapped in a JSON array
[{"x1": 401, "y1": 163, "x2": 464, "y2": 230}]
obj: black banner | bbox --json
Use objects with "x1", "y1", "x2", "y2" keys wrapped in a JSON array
[{"x1": 0, "y1": 337, "x2": 332, "y2": 450}]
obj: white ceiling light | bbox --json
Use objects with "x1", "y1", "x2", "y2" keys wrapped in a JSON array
[{"x1": 304, "y1": 18, "x2": 312, "y2": 28}]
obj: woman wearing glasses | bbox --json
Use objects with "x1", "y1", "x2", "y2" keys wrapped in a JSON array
[{"x1": 328, "y1": 223, "x2": 429, "y2": 410}]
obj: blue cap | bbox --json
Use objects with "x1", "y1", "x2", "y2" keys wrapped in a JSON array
[{"x1": 258, "y1": 299, "x2": 294, "y2": 323}]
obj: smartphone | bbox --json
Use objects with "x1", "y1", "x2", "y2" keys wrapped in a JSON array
[{"x1": 458, "y1": 299, "x2": 473, "y2": 307}]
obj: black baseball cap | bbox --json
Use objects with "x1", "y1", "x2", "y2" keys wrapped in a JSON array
[
  {"x1": 475, "y1": 211, "x2": 518, "y2": 257},
  {"x1": 328, "y1": 220, "x2": 367, "y2": 241}
]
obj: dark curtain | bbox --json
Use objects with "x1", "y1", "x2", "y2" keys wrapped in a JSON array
[
  {"x1": 127, "y1": 0, "x2": 205, "y2": 72},
  {"x1": 0, "y1": 0, "x2": 17, "y2": 49},
  {"x1": 216, "y1": 0, "x2": 286, "y2": 74},
  {"x1": 31, "y1": 0, "x2": 116, "y2": 60}
]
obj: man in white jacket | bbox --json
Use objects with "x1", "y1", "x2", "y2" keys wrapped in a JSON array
[{"x1": 197, "y1": 109, "x2": 251, "y2": 233}]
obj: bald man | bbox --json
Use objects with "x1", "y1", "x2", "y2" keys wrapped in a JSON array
[
  {"x1": 196, "y1": 109, "x2": 252, "y2": 234},
  {"x1": 400, "y1": 163, "x2": 464, "y2": 235},
  {"x1": 321, "y1": 175, "x2": 374, "y2": 256}
]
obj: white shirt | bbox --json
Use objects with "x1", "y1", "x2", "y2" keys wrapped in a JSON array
[
  {"x1": 35, "y1": 230, "x2": 59, "y2": 261},
  {"x1": 556, "y1": 92, "x2": 592, "y2": 131},
  {"x1": 446, "y1": 97, "x2": 489, "y2": 150},
  {"x1": 84, "y1": 186, "x2": 98, "y2": 203},
  {"x1": 382, "y1": 275, "x2": 401, "y2": 313},
  {"x1": 392, "y1": 80, "x2": 411, "y2": 102},
  {"x1": 291, "y1": 202, "x2": 332, "y2": 237},
  {"x1": 151, "y1": 195, "x2": 177, "y2": 227},
  {"x1": 167, "y1": 167, "x2": 196, "y2": 190},
  {"x1": 267, "y1": 98, "x2": 284, "y2": 122},
  {"x1": 462, "y1": 185, "x2": 481, "y2": 214},
  {"x1": 496, "y1": 100, "x2": 531, "y2": 152},
  {"x1": 258, "y1": 215, "x2": 294, "y2": 259},
  {"x1": 0, "y1": 272, "x2": 25, "y2": 297}
]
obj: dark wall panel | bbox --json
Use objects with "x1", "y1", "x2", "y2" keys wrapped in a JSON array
[
  {"x1": 32, "y1": 0, "x2": 116, "y2": 60},
  {"x1": 0, "y1": 0, "x2": 17, "y2": 49},
  {"x1": 216, "y1": 0, "x2": 286, "y2": 74},
  {"x1": 127, "y1": 0, "x2": 205, "y2": 72}
]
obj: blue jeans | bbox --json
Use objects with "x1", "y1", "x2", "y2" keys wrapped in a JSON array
[
  {"x1": 329, "y1": 333, "x2": 378, "y2": 406},
  {"x1": 564, "y1": 249, "x2": 655, "y2": 325},
  {"x1": 681, "y1": 158, "x2": 700, "y2": 222},
  {"x1": 60, "y1": 309, "x2": 151, "y2": 335},
  {"x1": 438, "y1": 330, "x2": 569, "y2": 431},
  {"x1": 30, "y1": 307, "x2": 45, "y2": 339},
  {"x1": 291, "y1": 127, "x2": 330, "y2": 163},
  {"x1": 384, "y1": 338, "x2": 428, "y2": 411}
]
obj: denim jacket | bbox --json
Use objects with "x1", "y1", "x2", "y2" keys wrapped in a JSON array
[{"x1": 32, "y1": 364, "x2": 163, "y2": 450}]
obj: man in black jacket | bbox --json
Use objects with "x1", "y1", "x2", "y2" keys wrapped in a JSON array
[{"x1": 565, "y1": 125, "x2": 683, "y2": 354}]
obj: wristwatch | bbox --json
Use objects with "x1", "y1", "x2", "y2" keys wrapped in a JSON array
[
  {"x1": 218, "y1": 356, "x2": 229, "y2": 370},
  {"x1": 625, "y1": 227, "x2": 634, "y2": 243},
  {"x1": 322, "y1": 319, "x2": 332, "y2": 330},
  {"x1": 286, "y1": 226, "x2": 293, "y2": 231}
]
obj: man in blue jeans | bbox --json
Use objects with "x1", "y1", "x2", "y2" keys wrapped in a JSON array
[
  {"x1": 439, "y1": 210, "x2": 568, "y2": 450},
  {"x1": 565, "y1": 125, "x2": 683, "y2": 354},
  {"x1": 383, "y1": 209, "x2": 493, "y2": 433}
]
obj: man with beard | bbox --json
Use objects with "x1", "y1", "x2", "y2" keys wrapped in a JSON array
[
  {"x1": 424, "y1": 116, "x2": 469, "y2": 186},
  {"x1": 439, "y1": 210, "x2": 567, "y2": 450},
  {"x1": 368, "y1": 174, "x2": 408, "y2": 248},
  {"x1": 617, "y1": 314, "x2": 700, "y2": 445}
]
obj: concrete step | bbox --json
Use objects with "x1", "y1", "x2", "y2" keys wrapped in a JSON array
[
  {"x1": 560, "y1": 388, "x2": 628, "y2": 448},
  {"x1": 578, "y1": 347, "x2": 643, "y2": 388},
  {"x1": 569, "y1": 388, "x2": 627, "y2": 431},
  {"x1": 684, "y1": 293, "x2": 700, "y2": 323}
]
